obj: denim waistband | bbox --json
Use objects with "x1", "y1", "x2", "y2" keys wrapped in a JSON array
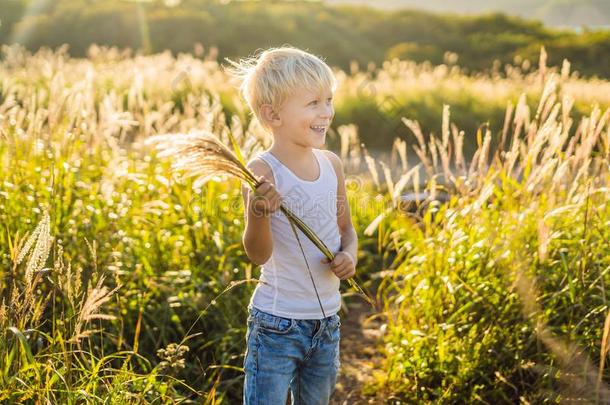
[{"x1": 249, "y1": 305, "x2": 337, "y2": 322}]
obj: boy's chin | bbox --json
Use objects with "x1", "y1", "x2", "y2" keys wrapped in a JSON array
[
  {"x1": 309, "y1": 133, "x2": 326, "y2": 147},
  {"x1": 290, "y1": 131, "x2": 326, "y2": 148}
]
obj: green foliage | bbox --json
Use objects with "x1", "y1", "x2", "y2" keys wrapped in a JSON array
[
  {"x1": 2, "y1": 0, "x2": 610, "y2": 77},
  {"x1": 380, "y1": 192, "x2": 610, "y2": 402},
  {"x1": 376, "y1": 79, "x2": 610, "y2": 402},
  {"x1": 327, "y1": 0, "x2": 610, "y2": 28},
  {"x1": 0, "y1": 46, "x2": 386, "y2": 402},
  {"x1": 2, "y1": 45, "x2": 610, "y2": 402}
]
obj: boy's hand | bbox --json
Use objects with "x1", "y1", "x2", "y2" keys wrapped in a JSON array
[
  {"x1": 249, "y1": 177, "x2": 282, "y2": 217},
  {"x1": 321, "y1": 251, "x2": 356, "y2": 280}
]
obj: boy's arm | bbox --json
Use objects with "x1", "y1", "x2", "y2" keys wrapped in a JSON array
[
  {"x1": 241, "y1": 159, "x2": 279, "y2": 265},
  {"x1": 322, "y1": 150, "x2": 358, "y2": 280}
]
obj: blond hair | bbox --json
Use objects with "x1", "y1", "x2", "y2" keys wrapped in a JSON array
[{"x1": 225, "y1": 46, "x2": 337, "y2": 130}]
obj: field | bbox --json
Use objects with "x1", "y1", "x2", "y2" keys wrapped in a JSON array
[{"x1": 1, "y1": 44, "x2": 609, "y2": 403}]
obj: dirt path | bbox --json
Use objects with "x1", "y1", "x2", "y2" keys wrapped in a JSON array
[{"x1": 330, "y1": 299, "x2": 389, "y2": 404}]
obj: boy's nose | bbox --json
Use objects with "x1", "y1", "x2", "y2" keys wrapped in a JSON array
[{"x1": 320, "y1": 105, "x2": 334, "y2": 119}]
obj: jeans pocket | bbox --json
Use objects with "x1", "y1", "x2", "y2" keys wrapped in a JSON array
[
  {"x1": 256, "y1": 312, "x2": 295, "y2": 334},
  {"x1": 332, "y1": 314, "x2": 341, "y2": 329}
]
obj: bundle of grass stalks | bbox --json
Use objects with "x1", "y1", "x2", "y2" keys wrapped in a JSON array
[{"x1": 145, "y1": 131, "x2": 374, "y2": 312}]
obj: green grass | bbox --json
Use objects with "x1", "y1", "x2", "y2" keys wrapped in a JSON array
[
  {"x1": 373, "y1": 80, "x2": 610, "y2": 402},
  {"x1": 1, "y1": 45, "x2": 609, "y2": 403}
]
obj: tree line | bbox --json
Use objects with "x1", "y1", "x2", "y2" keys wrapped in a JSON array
[{"x1": 1, "y1": 0, "x2": 610, "y2": 77}]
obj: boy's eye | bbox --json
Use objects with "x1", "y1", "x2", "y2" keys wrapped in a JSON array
[{"x1": 309, "y1": 98, "x2": 332, "y2": 106}]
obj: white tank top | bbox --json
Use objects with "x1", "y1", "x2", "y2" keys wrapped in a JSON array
[{"x1": 248, "y1": 148, "x2": 342, "y2": 319}]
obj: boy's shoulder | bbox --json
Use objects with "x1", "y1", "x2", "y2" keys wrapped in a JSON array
[
  {"x1": 246, "y1": 154, "x2": 275, "y2": 183},
  {"x1": 319, "y1": 149, "x2": 343, "y2": 175}
]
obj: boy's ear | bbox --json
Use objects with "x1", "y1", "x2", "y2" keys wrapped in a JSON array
[{"x1": 260, "y1": 104, "x2": 282, "y2": 127}]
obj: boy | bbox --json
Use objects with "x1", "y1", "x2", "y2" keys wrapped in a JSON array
[{"x1": 227, "y1": 47, "x2": 357, "y2": 404}]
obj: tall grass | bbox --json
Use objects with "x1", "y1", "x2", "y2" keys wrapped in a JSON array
[
  {"x1": 373, "y1": 68, "x2": 610, "y2": 402},
  {"x1": 0, "y1": 212, "x2": 191, "y2": 402},
  {"x1": 0, "y1": 45, "x2": 268, "y2": 402},
  {"x1": 2, "y1": 44, "x2": 610, "y2": 402},
  {"x1": 0, "y1": 44, "x2": 385, "y2": 402}
]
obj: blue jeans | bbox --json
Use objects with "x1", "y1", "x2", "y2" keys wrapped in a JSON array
[{"x1": 243, "y1": 306, "x2": 341, "y2": 405}]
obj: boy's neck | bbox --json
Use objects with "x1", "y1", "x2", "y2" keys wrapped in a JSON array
[{"x1": 269, "y1": 138, "x2": 315, "y2": 162}]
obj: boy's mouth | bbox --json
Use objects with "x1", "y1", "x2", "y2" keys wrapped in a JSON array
[{"x1": 310, "y1": 125, "x2": 327, "y2": 134}]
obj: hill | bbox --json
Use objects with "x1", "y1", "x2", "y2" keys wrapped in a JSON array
[
  {"x1": 1, "y1": 0, "x2": 609, "y2": 78},
  {"x1": 325, "y1": 0, "x2": 610, "y2": 27}
]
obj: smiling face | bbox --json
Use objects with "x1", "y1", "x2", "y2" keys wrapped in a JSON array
[{"x1": 271, "y1": 87, "x2": 335, "y2": 149}]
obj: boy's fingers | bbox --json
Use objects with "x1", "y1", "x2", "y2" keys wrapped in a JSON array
[
  {"x1": 267, "y1": 190, "x2": 280, "y2": 201},
  {"x1": 261, "y1": 183, "x2": 273, "y2": 196},
  {"x1": 255, "y1": 178, "x2": 275, "y2": 190},
  {"x1": 337, "y1": 262, "x2": 355, "y2": 276},
  {"x1": 254, "y1": 183, "x2": 267, "y2": 194},
  {"x1": 256, "y1": 189, "x2": 275, "y2": 202},
  {"x1": 331, "y1": 255, "x2": 346, "y2": 268},
  {"x1": 335, "y1": 266, "x2": 355, "y2": 279},
  {"x1": 262, "y1": 185, "x2": 278, "y2": 198},
  {"x1": 334, "y1": 268, "x2": 348, "y2": 279},
  {"x1": 258, "y1": 187, "x2": 271, "y2": 198},
  {"x1": 331, "y1": 262, "x2": 347, "y2": 274},
  {"x1": 255, "y1": 177, "x2": 266, "y2": 189}
]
